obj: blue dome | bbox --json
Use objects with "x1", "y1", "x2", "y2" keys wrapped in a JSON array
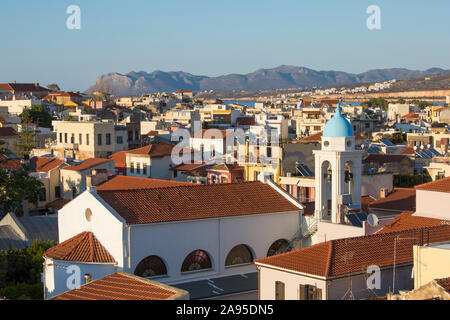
[{"x1": 322, "y1": 106, "x2": 354, "y2": 137}]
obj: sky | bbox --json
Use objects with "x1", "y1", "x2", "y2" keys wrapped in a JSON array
[{"x1": 1, "y1": 0, "x2": 449, "y2": 91}]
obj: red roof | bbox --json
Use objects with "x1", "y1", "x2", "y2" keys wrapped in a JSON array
[
  {"x1": 0, "y1": 83, "x2": 49, "y2": 93},
  {"x1": 255, "y1": 224, "x2": 450, "y2": 278},
  {"x1": 402, "y1": 113, "x2": 420, "y2": 119},
  {"x1": 97, "y1": 175, "x2": 194, "y2": 191},
  {"x1": 436, "y1": 277, "x2": 450, "y2": 295},
  {"x1": 50, "y1": 272, "x2": 187, "y2": 300},
  {"x1": 378, "y1": 211, "x2": 448, "y2": 234},
  {"x1": 126, "y1": 144, "x2": 174, "y2": 157},
  {"x1": 46, "y1": 198, "x2": 71, "y2": 210},
  {"x1": 44, "y1": 231, "x2": 116, "y2": 263},
  {"x1": 97, "y1": 181, "x2": 300, "y2": 225},
  {"x1": 298, "y1": 131, "x2": 364, "y2": 144},
  {"x1": 415, "y1": 176, "x2": 450, "y2": 193},
  {"x1": 0, "y1": 127, "x2": 17, "y2": 137},
  {"x1": 401, "y1": 146, "x2": 415, "y2": 155},
  {"x1": 369, "y1": 188, "x2": 416, "y2": 212},
  {"x1": 109, "y1": 151, "x2": 127, "y2": 167},
  {"x1": 62, "y1": 158, "x2": 112, "y2": 172},
  {"x1": 0, "y1": 155, "x2": 20, "y2": 170},
  {"x1": 30, "y1": 157, "x2": 65, "y2": 172}
]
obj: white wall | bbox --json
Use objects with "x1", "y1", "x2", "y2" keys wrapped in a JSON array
[
  {"x1": 57, "y1": 190, "x2": 126, "y2": 267},
  {"x1": 44, "y1": 258, "x2": 116, "y2": 299},
  {"x1": 128, "y1": 210, "x2": 302, "y2": 286},
  {"x1": 415, "y1": 190, "x2": 450, "y2": 220}
]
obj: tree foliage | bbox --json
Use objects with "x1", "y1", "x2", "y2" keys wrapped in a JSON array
[
  {"x1": 361, "y1": 98, "x2": 389, "y2": 111},
  {"x1": 0, "y1": 139, "x2": 43, "y2": 218},
  {"x1": 19, "y1": 105, "x2": 52, "y2": 128},
  {"x1": 14, "y1": 126, "x2": 37, "y2": 158},
  {"x1": 0, "y1": 239, "x2": 56, "y2": 300}
]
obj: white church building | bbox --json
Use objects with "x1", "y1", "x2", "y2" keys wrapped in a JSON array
[{"x1": 43, "y1": 175, "x2": 305, "y2": 299}]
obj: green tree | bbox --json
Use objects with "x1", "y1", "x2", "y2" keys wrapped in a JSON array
[
  {"x1": 362, "y1": 98, "x2": 389, "y2": 111},
  {"x1": 19, "y1": 105, "x2": 52, "y2": 128},
  {"x1": 0, "y1": 239, "x2": 56, "y2": 300},
  {"x1": 410, "y1": 99, "x2": 430, "y2": 109},
  {"x1": 14, "y1": 126, "x2": 37, "y2": 158}
]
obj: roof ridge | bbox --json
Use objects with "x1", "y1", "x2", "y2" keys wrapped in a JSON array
[
  {"x1": 88, "y1": 232, "x2": 95, "y2": 261},
  {"x1": 325, "y1": 241, "x2": 334, "y2": 277},
  {"x1": 97, "y1": 180, "x2": 262, "y2": 192},
  {"x1": 415, "y1": 176, "x2": 450, "y2": 190}
]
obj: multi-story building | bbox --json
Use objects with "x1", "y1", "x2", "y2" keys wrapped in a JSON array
[{"x1": 51, "y1": 120, "x2": 129, "y2": 160}]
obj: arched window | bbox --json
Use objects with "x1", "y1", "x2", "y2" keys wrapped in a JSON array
[
  {"x1": 134, "y1": 255, "x2": 167, "y2": 277},
  {"x1": 210, "y1": 174, "x2": 218, "y2": 184},
  {"x1": 225, "y1": 244, "x2": 254, "y2": 266},
  {"x1": 267, "y1": 239, "x2": 289, "y2": 257},
  {"x1": 181, "y1": 250, "x2": 212, "y2": 272}
]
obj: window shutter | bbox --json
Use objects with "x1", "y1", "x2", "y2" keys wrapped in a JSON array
[
  {"x1": 299, "y1": 284, "x2": 306, "y2": 300},
  {"x1": 315, "y1": 288, "x2": 322, "y2": 300}
]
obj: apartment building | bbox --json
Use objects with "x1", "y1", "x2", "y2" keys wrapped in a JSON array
[{"x1": 51, "y1": 120, "x2": 129, "y2": 160}]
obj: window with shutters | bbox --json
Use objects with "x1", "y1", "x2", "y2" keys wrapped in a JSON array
[
  {"x1": 299, "y1": 284, "x2": 322, "y2": 300},
  {"x1": 275, "y1": 281, "x2": 285, "y2": 300}
]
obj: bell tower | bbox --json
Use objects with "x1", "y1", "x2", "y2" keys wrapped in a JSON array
[{"x1": 313, "y1": 106, "x2": 363, "y2": 224}]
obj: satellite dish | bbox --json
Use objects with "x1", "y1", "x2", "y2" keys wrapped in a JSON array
[
  {"x1": 367, "y1": 214, "x2": 379, "y2": 227},
  {"x1": 427, "y1": 144, "x2": 431, "y2": 149},
  {"x1": 413, "y1": 146, "x2": 418, "y2": 151},
  {"x1": 361, "y1": 144, "x2": 365, "y2": 149},
  {"x1": 420, "y1": 145, "x2": 425, "y2": 150}
]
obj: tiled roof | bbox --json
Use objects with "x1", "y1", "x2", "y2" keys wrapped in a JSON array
[
  {"x1": 126, "y1": 144, "x2": 174, "y2": 157},
  {"x1": 97, "y1": 181, "x2": 300, "y2": 225},
  {"x1": 415, "y1": 176, "x2": 450, "y2": 193},
  {"x1": 170, "y1": 163, "x2": 206, "y2": 172},
  {"x1": 363, "y1": 154, "x2": 409, "y2": 164},
  {"x1": 369, "y1": 188, "x2": 416, "y2": 212},
  {"x1": 0, "y1": 155, "x2": 20, "y2": 170},
  {"x1": 44, "y1": 231, "x2": 115, "y2": 263},
  {"x1": 46, "y1": 198, "x2": 71, "y2": 209},
  {"x1": 436, "y1": 277, "x2": 450, "y2": 295},
  {"x1": 109, "y1": 150, "x2": 127, "y2": 167},
  {"x1": 207, "y1": 163, "x2": 244, "y2": 172},
  {"x1": 401, "y1": 146, "x2": 415, "y2": 155},
  {"x1": 362, "y1": 195, "x2": 377, "y2": 213},
  {"x1": 62, "y1": 158, "x2": 112, "y2": 172},
  {"x1": 236, "y1": 117, "x2": 256, "y2": 126},
  {"x1": 50, "y1": 272, "x2": 187, "y2": 300},
  {"x1": 0, "y1": 127, "x2": 17, "y2": 137},
  {"x1": 402, "y1": 113, "x2": 420, "y2": 119},
  {"x1": 378, "y1": 211, "x2": 448, "y2": 234},
  {"x1": 30, "y1": 157, "x2": 65, "y2": 172},
  {"x1": 97, "y1": 175, "x2": 194, "y2": 191},
  {"x1": 0, "y1": 83, "x2": 49, "y2": 92},
  {"x1": 255, "y1": 224, "x2": 450, "y2": 278}
]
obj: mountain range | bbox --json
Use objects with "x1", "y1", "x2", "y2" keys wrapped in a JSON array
[{"x1": 87, "y1": 66, "x2": 450, "y2": 96}]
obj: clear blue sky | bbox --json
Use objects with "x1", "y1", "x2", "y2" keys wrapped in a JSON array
[{"x1": 1, "y1": 0, "x2": 449, "y2": 91}]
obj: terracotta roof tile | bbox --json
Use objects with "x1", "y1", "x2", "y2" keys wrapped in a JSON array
[
  {"x1": 415, "y1": 176, "x2": 450, "y2": 193},
  {"x1": 436, "y1": 277, "x2": 450, "y2": 295},
  {"x1": 0, "y1": 155, "x2": 20, "y2": 170},
  {"x1": 30, "y1": 157, "x2": 65, "y2": 172},
  {"x1": 97, "y1": 175, "x2": 194, "y2": 191},
  {"x1": 126, "y1": 144, "x2": 174, "y2": 157},
  {"x1": 402, "y1": 113, "x2": 420, "y2": 119},
  {"x1": 378, "y1": 211, "x2": 448, "y2": 234},
  {"x1": 369, "y1": 188, "x2": 416, "y2": 212},
  {"x1": 97, "y1": 181, "x2": 300, "y2": 225},
  {"x1": 109, "y1": 151, "x2": 127, "y2": 167},
  {"x1": 62, "y1": 158, "x2": 112, "y2": 172},
  {"x1": 44, "y1": 231, "x2": 115, "y2": 263},
  {"x1": 46, "y1": 198, "x2": 71, "y2": 209},
  {"x1": 255, "y1": 225, "x2": 450, "y2": 278},
  {"x1": 50, "y1": 272, "x2": 186, "y2": 300},
  {"x1": 401, "y1": 146, "x2": 415, "y2": 155}
]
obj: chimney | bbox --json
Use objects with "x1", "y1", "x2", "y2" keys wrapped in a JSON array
[
  {"x1": 86, "y1": 174, "x2": 93, "y2": 187},
  {"x1": 380, "y1": 188, "x2": 389, "y2": 199},
  {"x1": 84, "y1": 274, "x2": 92, "y2": 284}
]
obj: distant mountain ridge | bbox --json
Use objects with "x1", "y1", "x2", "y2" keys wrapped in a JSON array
[{"x1": 87, "y1": 65, "x2": 450, "y2": 96}]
